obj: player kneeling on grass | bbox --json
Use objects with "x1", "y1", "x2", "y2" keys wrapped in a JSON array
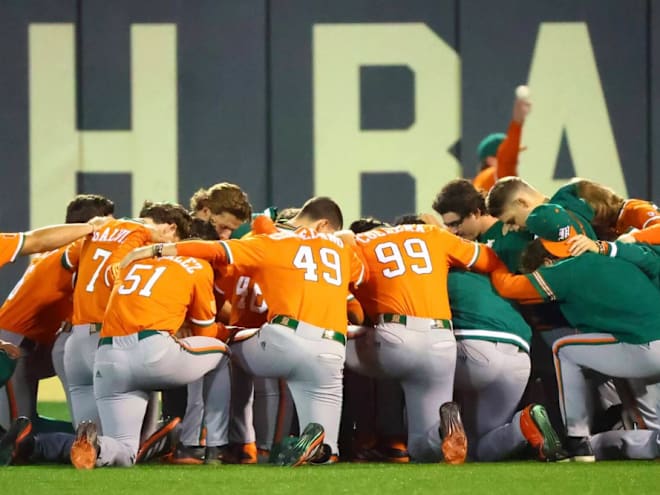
[
  {"x1": 120, "y1": 197, "x2": 365, "y2": 466},
  {"x1": 68, "y1": 215, "x2": 231, "y2": 469},
  {"x1": 490, "y1": 204, "x2": 660, "y2": 461}
]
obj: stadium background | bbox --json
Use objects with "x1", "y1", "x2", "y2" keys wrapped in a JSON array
[{"x1": 1, "y1": 0, "x2": 658, "y2": 344}]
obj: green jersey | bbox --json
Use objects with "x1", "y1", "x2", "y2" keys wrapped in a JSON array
[
  {"x1": 549, "y1": 183, "x2": 597, "y2": 239},
  {"x1": 448, "y1": 270, "x2": 532, "y2": 352},
  {"x1": 604, "y1": 241, "x2": 660, "y2": 288},
  {"x1": 478, "y1": 221, "x2": 532, "y2": 273},
  {"x1": 526, "y1": 252, "x2": 660, "y2": 344}
]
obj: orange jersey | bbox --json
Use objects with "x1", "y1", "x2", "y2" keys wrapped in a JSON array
[
  {"x1": 0, "y1": 244, "x2": 75, "y2": 345},
  {"x1": 0, "y1": 233, "x2": 24, "y2": 268},
  {"x1": 616, "y1": 199, "x2": 660, "y2": 235},
  {"x1": 102, "y1": 256, "x2": 217, "y2": 337},
  {"x1": 176, "y1": 228, "x2": 365, "y2": 334},
  {"x1": 354, "y1": 224, "x2": 504, "y2": 321},
  {"x1": 216, "y1": 215, "x2": 293, "y2": 329},
  {"x1": 216, "y1": 274, "x2": 269, "y2": 328},
  {"x1": 70, "y1": 219, "x2": 152, "y2": 325},
  {"x1": 473, "y1": 121, "x2": 522, "y2": 192}
]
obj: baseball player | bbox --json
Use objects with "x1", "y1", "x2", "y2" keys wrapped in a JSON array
[
  {"x1": 69, "y1": 216, "x2": 230, "y2": 469},
  {"x1": 433, "y1": 179, "x2": 533, "y2": 272},
  {"x1": 63, "y1": 202, "x2": 191, "y2": 431},
  {"x1": 486, "y1": 177, "x2": 597, "y2": 240},
  {"x1": 344, "y1": 221, "x2": 506, "y2": 464},
  {"x1": 472, "y1": 85, "x2": 531, "y2": 192},
  {"x1": 0, "y1": 216, "x2": 112, "y2": 391},
  {"x1": 189, "y1": 182, "x2": 253, "y2": 240},
  {"x1": 121, "y1": 197, "x2": 365, "y2": 466},
  {"x1": 164, "y1": 184, "x2": 253, "y2": 455},
  {"x1": 490, "y1": 204, "x2": 660, "y2": 461},
  {"x1": 554, "y1": 179, "x2": 660, "y2": 241},
  {"x1": 0, "y1": 194, "x2": 115, "y2": 432}
]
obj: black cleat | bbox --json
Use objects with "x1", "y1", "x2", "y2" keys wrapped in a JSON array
[
  {"x1": 562, "y1": 436, "x2": 595, "y2": 462},
  {"x1": 0, "y1": 417, "x2": 32, "y2": 466}
]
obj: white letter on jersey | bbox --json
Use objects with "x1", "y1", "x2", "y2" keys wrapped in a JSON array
[
  {"x1": 520, "y1": 23, "x2": 628, "y2": 196},
  {"x1": 29, "y1": 23, "x2": 178, "y2": 227},
  {"x1": 313, "y1": 23, "x2": 460, "y2": 223}
]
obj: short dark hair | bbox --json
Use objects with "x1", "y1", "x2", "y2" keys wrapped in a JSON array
[
  {"x1": 349, "y1": 217, "x2": 388, "y2": 234},
  {"x1": 519, "y1": 238, "x2": 559, "y2": 273},
  {"x1": 486, "y1": 177, "x2": 532, "y2": 218},
  {"x1": 392, "y1": 214, "x2": 425, "y2": 226},
  {"x1": 432, "y1": 179, "x2": 486, "y2": 218},
  {"x1": 66, "y1": 194, "x2": 114, "y2": 223},
  {"x1": 298, "y1": 196, "x2": 343, "y2": 230},
  {"x1": 189, "y1": 218, "x2": 220, "y2": 241},
  {"x1": 139, "y1": 201, "x2": 192, "y2": 240}
]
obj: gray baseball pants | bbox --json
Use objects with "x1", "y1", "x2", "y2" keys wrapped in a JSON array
[{"x1": 345, "y1": 319, "x2": 456, "y2": 462}]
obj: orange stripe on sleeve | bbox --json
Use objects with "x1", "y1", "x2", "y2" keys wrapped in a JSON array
[{"x1": 490, "y1": 268, "x2": 545, "y2": 304}]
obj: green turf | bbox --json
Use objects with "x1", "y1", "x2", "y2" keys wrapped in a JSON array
[
  {"x1": 9, "y1": 404, "x2": 654, "y2": 495},
  {"x1": 38, "y1": 401, "x2": 71, "y2": 422},
  {"x1": 1, "y1": 462, "x2": 657, "y2": 495}
]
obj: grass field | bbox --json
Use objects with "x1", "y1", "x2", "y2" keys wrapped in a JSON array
[{"x1": 3, "y1": 402, "x2": 657, "y2": 495}]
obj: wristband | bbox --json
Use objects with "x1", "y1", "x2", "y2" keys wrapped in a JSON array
[{"x1": 153, "y1": 243, "x2": 164, "y2": 257}]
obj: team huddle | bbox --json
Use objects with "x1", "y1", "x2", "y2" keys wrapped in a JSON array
[{"x1": 1, "y1": 91, "x2": 660, "y2": 468}]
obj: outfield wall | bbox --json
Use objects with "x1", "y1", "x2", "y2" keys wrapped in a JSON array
[{"x1": 0, "y1": 0, "x2": 658, "y2": 297}]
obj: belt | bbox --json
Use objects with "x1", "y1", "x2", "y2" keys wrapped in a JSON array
[
  {"x1": 78, "y1": 322, "x2": 102, "y2": 334},
  {"x1": 98, "y1": 330, "x2": 161, "y2": 347},
  {"x1": 381, "y1": 313, "x2": 453, "y2": 330},
  {"x1": 270, "y1": 315, "x2": 346, "y2": 346}
]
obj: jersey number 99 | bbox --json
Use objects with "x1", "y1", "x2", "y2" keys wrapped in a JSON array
[{"x1": 375, "y1": 238, "x2": 432, "y2": 278}]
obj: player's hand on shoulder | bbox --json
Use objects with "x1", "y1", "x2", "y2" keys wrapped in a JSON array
[
  {"x1": 0, "y1": 340, "x2": 21, "y2": 359},
  {"x1": 567, "y1": 235, "x2": 599, "y2": 256},
  {"x1": 87, "y1": 216, "x2": 113, "y2": 233}
]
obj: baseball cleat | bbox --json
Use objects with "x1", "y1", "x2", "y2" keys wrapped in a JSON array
[
  {"x1": 233, "y1": 442, "x2": 257, "y2": 464},
  {"x1": 563, "y1": 436, "x2": 596, "y2": 463},
  {"x1": 203, "y1": 445, "x2": 232, "y2": 465},
  {"x1": 439, "y1": 402, "x2": 467, "y2": 465},
  {"x1": 520, "y1": 404, "x2": 566, "y2": 462},
  {"x1": 276, "y1": 422, "x2": 325, "y2": 467},
  {"x1": 136, "y1": 417, "x2": 181, "y2": 464},
  {"x1": 70, "y1": 421, "x2": 99, "y2": 470},
  {"x1": 309, "y1": 444, "x2": 339, "y2": 465},
  {"x1": 0, "y1": 416, "x2": 32, "y2": 466},
  {"x1": 168, "y1": 443, "x2": 205, "y2": 465}
]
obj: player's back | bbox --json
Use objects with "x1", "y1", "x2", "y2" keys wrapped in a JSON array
[
  {"x1": 102, "y1": 255, "x2": 215, "y2": 337},
  {"x1": 0, "y1": 245, "x2": 74, "y2": 345},
  {"x1": 617, "y1": 198, "x2": 660, "y2": 235},
  {"x1": 72, "y1": 218, "x2": 152, "y2": 325},
  {"x1": 234, "y1": 228, "x2": 362, "y2": 334},
  {"x1": 355, "y1": 224, "x2": 458, "y2": 320}
]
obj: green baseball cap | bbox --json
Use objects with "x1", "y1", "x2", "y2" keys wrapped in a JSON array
[
  {"x1": 476, "y1": 133, "x2": 506, "y2": 162},
  {"x1": 527, "y1": 204, "x2": 582, "y2": 258},
  {"x1": 0, "y1": 350, "x2": 17, "y2": 387}
]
